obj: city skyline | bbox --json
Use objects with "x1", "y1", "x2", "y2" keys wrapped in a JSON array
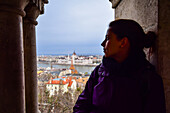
[{"x1": 36, "y1": 0, "x2": 114, "y2": 55}]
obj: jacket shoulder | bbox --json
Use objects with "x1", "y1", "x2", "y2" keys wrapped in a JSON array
[
  {"x1": 140, "y1": 60, "x2": 161, "y2": 79},
  {"x1": 90, "y1": 64, "x2": 101, "y2": 78},
  {"x1": 138, "y1": 60, "x2": 163, "y2": 90}
]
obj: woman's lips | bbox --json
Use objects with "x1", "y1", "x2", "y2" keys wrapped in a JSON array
[{"x1": 103, "y1": 49, "x2": 106, "y2": 53}]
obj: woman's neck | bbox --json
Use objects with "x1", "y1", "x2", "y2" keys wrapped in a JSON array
[{"x1": 111, "y1": 49, "x2": 130, "y2": 63}]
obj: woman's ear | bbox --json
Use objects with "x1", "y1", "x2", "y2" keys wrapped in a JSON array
[{"x1": 120, "y1": 37, "x2": 129, "y2": 48}]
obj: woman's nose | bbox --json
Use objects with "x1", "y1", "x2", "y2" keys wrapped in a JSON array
[{"x1": 101, "y1": 40, "x2": 105, "y2": 47}]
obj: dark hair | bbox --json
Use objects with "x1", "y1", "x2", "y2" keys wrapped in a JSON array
[{"x1": 109, "y1": 19, "x2": 156, "y2": 54}]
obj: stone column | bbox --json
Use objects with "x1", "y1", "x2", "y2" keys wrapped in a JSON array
[
  {"x1": 23, "y1": 1, "x2": 48, "y2": 113},
  {"x1": 158, "y1": 0, "x2": 170, "y2": 112},
  {"x1": 0, "y1": 1, "x2": 28, "y2": 113},
  {"x1": 24, "y1": 3, "x2": 39, "y2": 113}
]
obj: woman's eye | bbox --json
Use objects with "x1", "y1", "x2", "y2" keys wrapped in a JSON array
[{"x1": 106, "y1": 37, "x2": 109, "y2": 40}]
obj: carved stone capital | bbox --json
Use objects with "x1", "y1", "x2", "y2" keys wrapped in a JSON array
[
  {"x1": 0, "y1": 0, "x2": 29, "y2": 17},
  {"x1": 109, "y1": 0, "x2": 122, "y2": 8},
  {"x1": 28, "y1": 0, "x2": 48, "y2": 14},
  {"x1": 40, "y1": 0, "x2": 49, "y2": 14},
  {"x1": 24, "y1": 3, "x2": 40, "y2": 25},
  {"x1": 24, "y1": 0, "x2": 48, "y2": 25}
]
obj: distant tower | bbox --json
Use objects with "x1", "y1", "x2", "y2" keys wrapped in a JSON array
[
  {"x1": 72, "y1": 51, "x2": 76, "y2": 64},
  {"x1": 50, "y1": 59, "x2": 52, "y2": 70},
  {"x1": 69, "y1": 51, "x2": 78, "y2": 74},
  {"x1": 73, "y1": 51, "x2": 76, "y2": 55}
]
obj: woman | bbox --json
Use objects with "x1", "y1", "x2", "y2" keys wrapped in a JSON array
[{"x1": 73, "y1": 19, "x2": 166, "y2": 113}]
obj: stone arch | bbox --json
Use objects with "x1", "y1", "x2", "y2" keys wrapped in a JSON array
[{"x1": 0, "y1": 0, "x2": 169, "y2": 113}]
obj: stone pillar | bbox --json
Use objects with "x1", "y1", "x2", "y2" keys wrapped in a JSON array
[
  {"x1": 23, "y1": 1, "x2": 48, "y2": 113},
  {"x1": 0, "y1": 1, "x2": 28, "y2": 113},
  {"x1": 109, "y1": 0, "x2": 170, "y2": 112},
  {"x1": 158, "y1": 0, "x2": 170, "y2": 113}
]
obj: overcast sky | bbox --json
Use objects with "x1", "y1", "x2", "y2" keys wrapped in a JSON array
[{"x1": 36, "y1": 0, "x2": 114, "y2": 55}]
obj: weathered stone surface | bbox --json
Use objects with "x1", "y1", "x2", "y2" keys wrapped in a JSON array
[
  {"x1": 115, "y1": 0, "x2": 158, "y2": 32},
  {"x1": 167, "y1": 91, "x2": 170, "y2": 113},
  {"x1": 0, "y1": 0, "x2": 47, "y2": 112},
  {"x1": 109, "y1": 0, "x2": 121, "y2": 8},
  {"x1": 23, "y1": 1, "x2": 48, "y2": 113},
  {"x1": 0, "y1": 0, "x2": 29, "y2": 10},
  {"x1": 158, "y1": 0, "x2": 170, "y2": 112},
  {"x1": 0, "y1": 11, "x2": 25, "y2": 113},
  {"x1": 24, "y1": 2, "x2": 41, "y2": 113},
  {"x1": 24, "y1": 19, "x2": 39, "y2": 113},
  {"x1": 0, "y1": 0, "x2": 28, "y2": 112},
  {"x1": 158, "y1": 0, "x2": 170, "y2": 79},
  {"x1": 164, "y1": 79, "x2": 170, "y2": 113},
  {"x1": 112, "y1": 0, "x2": 158, "y2": 65}
]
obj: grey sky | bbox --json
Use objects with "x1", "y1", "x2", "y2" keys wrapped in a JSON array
[{"x1": 36, "y1": 0, "x2": 114, "y2": 55}]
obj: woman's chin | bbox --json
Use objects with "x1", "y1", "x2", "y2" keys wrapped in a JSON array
[{"x1": 104, "y1": 54, "x2": 109, "y2": 57}]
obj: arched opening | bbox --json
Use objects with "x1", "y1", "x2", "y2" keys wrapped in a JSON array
[
  {"x1": 0, "y1": 0, "x2": 169, "y2": 113},
  {"x1": 36, "y1": 0, "x2": 115, "y2": 112}
]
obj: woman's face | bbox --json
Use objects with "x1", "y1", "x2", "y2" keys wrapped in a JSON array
[{"x1": 101, "y1": 27, "x2": 122, "y2": 58}]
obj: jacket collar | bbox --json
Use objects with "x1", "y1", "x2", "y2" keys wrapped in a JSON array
[{"x1": 98, "y1": 52, "x2": 147, "y2": 77}]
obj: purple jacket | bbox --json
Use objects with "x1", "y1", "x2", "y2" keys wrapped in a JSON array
[{"x1": 73, "y1": 54, "x2": 166, "y2": 113}]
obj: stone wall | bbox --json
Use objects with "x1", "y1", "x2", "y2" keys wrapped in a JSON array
[
  {"x1": 115, "y1": 0, "x2": 158, "y2": 66},
  {"x1": 158, "y1": 0, "x2": 170, "y2": 113},
  {"x1": 110, "y1": 0, "x2": 170, "y2": 112}
]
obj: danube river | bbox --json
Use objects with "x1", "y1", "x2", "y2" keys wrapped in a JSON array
[{"x1": 38, "y1": 63, "x2": 97, "y2": 74}]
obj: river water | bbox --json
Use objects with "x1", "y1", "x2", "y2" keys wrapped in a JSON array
[{"x1": 37, "y1": 63, "x2": 96, "y2": 74}]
